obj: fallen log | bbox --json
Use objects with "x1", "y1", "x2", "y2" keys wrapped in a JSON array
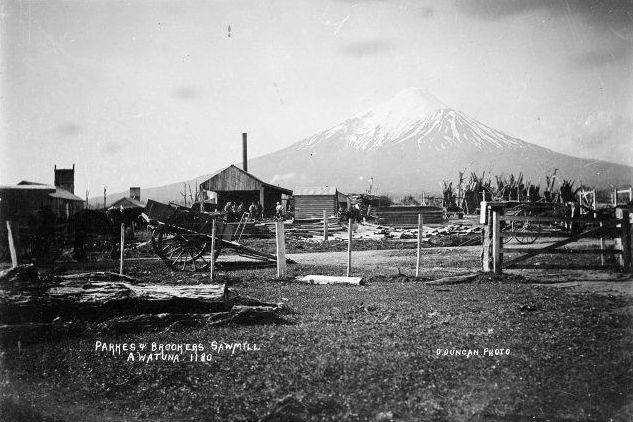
[
  {"x1": 1, "y1": 282, "x2": 228, "y2": 324},
  {"x1": 423, "y1": 273, "x2": 479, "y2": 285}
]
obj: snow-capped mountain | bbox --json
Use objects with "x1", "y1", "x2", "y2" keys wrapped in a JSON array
[
  {"x1": 97, "y1": 88, "x2": 631, "y2": 204},
  {"x1": 246, "y1": 88, "x2": 632, "y2": 194}
]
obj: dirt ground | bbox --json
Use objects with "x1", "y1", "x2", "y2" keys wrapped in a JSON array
[
  {"x1": 288, "y1": 247, "x2": 633, "y2": 299},
  {"x1": 2, "y1": 240, "x2": 633, "y2": 421}
]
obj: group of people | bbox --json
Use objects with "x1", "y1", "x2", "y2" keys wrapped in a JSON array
[
  {"x1": 221, "y1": 200, "x2": 289, "y2": 222},
  {"x1": 222, "y1": 201, "x2": 263, "y2": 222}
]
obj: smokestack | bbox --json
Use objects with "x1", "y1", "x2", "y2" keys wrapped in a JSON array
[{"x1": 242, "y1": 132, "x2": 248, "y2": 172}]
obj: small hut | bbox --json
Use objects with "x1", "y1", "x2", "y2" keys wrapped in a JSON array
[{"x1": 293, "y1": 187, "x2": 342, "y2": 220}]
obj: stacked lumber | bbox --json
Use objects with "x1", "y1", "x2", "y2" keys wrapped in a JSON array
[
  {"x1": 374, "y1": 205, "x2": 444, "y2": 227},
  {"x1": 306, "y1": 222, "x2": 482, "y2": 242},
  {"x1": 286, "y1": 217, "x2": 345, "y2": 238}
]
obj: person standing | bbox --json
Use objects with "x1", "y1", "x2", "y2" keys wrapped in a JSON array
[
  {"x1": 248, "y1": 202, "x2": 257, "y2": 221},
  {"x1": 275, "y1": 201, "x2": 283, "y2": 219}
]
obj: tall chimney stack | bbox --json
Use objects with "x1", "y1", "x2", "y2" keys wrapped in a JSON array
[{"x1": 242, "y1": 132, "x2": 248, "y2": 172}]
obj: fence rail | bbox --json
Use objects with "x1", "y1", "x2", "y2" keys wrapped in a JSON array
[{"x1": 480, "y1": 201, "x2": 631, "y2": 274}]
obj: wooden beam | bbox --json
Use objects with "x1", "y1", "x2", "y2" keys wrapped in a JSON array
[
  {"x1": 416, "y1": 213, "x2": 423, "y2": 278},
  {"x1": 500, "y1": 247, "x2": 620, "y2": 254},
  {"x1": 504, "y1": 224, "x2": 618, "y2": 268},
  {"x1": 6, "y1": 221, "x2": 21, "y2": 267},
  {"x1": 119, "y1": 223, "x2": 125, "y2": 275},
  {"x1": 616, "y1": 208, "x2": 631, "y2": 272},
  {"x1": 347, "y1": 218, "x2": 353, "y2": 277},
  {"x1": 501, "y1": 231, "x2": 571, "y2": 238},
  {"x1": 502, "y1": 215, "x2": 613, "y2": 224},
  {"x1": 276, "y1": 220, "x2": 287, "y2": 278},
  {"x1": 492, "y1": 208, "x2": 503, "y2": 274}
]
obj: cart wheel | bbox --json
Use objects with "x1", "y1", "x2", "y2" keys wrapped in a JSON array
[
  {"x1": 152, "y1": 213, "x2": 221, "y2": 272},
  {"x1": 512, "y1": 208, "x2": 540, "y2": 245}
]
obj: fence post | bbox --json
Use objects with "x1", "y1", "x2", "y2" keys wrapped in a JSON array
[
  {"x1": 6, "y1": 221, "x2": 21, "y2": 267},
  {"x1": 347, "y1": 218, "x2": 353, "y2": 277},
  {"x1": 276, "y1": 220, "x2": 287, "y2": 278},
  {"x1": 323, "y1": 210, "x2": 328, "y2": 242},
  {"x1": 416, "y1": 213, "x2": 423, "y2": 278},
  {"x1": 492, "y1": 207, "x2": 504, "y2": 275},
  {"x1": 480, "y1": 202, "x2": 492, "y2": 272},
  {"x1": 616, "y1": 208, "x2": 631, "y2": 272},
  {"x1": 210, "y1": 219, "x2": 216, "y2": 281},
  {"x1": 119, "y1": 223, "x2": 125, "y2": 275}
]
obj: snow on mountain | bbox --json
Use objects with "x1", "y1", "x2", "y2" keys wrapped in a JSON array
[
  {"x1": 404, "y1": 109, "x2": 531, "y2": 151},
  {"x1": 246, "y1": 88, "x2": 632, "y2": 194},
  {"x1": 298, "y1": 87, "x2": 446, "y2": 151},
  {"x1": 296, "y1": 88, "x2": 530, "y2": 152}
]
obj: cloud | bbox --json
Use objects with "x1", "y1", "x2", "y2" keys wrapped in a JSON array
[
  {"x1": 340, "y1": 39, "x2": 396, "y2": 57},
  {"x1": 172, "y1": 86, "x2": 199, "y2": 100},
  {"x1": 57, "y1": 123, "x2": 80, "y2": 136},
  {"x1": 565, "y1": 111, "x2": 633, "y2": 164},
  {"x1": 572, "y1": 42, "x2": 632, "y2": 68},
  {"x1": 576, "y1": 112, "x2": 632, "y2": 147},
  {"x1": 102, "y1": 142, "x2": 123, "y2": 154},
  {"x1": 458, "y1": 0, "x2": 633, "y2": 30}
]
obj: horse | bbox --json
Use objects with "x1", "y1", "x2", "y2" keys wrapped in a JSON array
[{"x1": 69, "y1": 207, "x2": 144, "y2": 260}]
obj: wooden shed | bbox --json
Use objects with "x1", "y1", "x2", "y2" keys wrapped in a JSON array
[
  {"x1": 293, "y1": 187, "x2": 341, "y2": 220},
  {"x1": 199, "y1": 165, "x2": 292, "y2": 218}
]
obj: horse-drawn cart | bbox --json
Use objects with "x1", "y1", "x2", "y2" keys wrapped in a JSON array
[{"x1": 143, "y1": 200, "x2": 287, "y2": 271}]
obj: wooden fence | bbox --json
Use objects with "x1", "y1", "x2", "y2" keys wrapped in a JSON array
[{"x1": 481, "y1": 202, "x2": 631, "y2": 274}]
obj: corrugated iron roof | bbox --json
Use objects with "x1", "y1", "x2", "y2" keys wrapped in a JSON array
[
  {"x1": 293, "y1": 186, "x2": 338, "y2": 196},
  {"x1": 49, "y1": 187, "x2": 84, "y2": 202}
]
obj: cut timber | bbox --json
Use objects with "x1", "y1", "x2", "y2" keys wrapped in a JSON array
[
  {"x1": 296, "y1": 275, "x2": 364, "y2": 285},
  {"x1": 424, "y1": 273, "x2": 479, "y2": 285},
  {"x1": 1, "y1": 281, "x2": 228, "y2": 324}
]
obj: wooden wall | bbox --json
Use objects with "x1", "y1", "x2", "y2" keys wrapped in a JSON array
[
  {"x1": 294, "y1": 195, "x2": 338, "y2": 220},
  {"x1": 201, "y1": 166, "x2": 262, "y2": 191}
]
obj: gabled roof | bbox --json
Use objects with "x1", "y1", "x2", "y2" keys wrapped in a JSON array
[
  {"x1": 294, "y1": 186, "x2": 338, "y2": 196},
  {"x1": 18, "y1": 180, "x2": 52, "y2": 186},
  {"x1": 200, "y1": 165, "x2": 293, "y2": 195},
  {"x1": 49, "y1": 187, "x2": 84, "y2": 202}
]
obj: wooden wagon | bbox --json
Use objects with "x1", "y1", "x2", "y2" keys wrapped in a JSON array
[{"x1": 142, "y1": 200, "x2": 286, "y2": 272}]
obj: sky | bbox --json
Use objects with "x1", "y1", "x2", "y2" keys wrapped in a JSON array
[{"x1": 1, "y1": 0, "x2": 632, "y2": 197}]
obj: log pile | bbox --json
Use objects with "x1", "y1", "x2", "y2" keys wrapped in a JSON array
[{"x1": 288, "y1": 217, "x2": 345, "y2": 237}]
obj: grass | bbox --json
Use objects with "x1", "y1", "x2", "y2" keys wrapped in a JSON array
[{"x1": 1, "y1": 258, "x2": 632, "y2": 421}]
